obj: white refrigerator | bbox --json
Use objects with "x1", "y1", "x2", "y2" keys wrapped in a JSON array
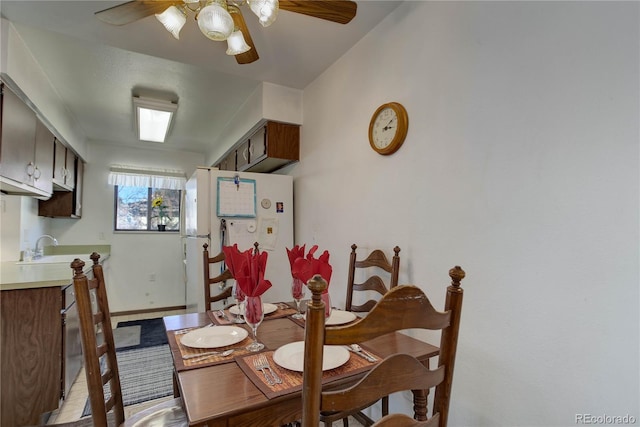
[{"x1": 184, "y1": 167, "x2": 294, "y2": 312}]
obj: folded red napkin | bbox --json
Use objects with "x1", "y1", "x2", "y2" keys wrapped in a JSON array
[
  {"x1": 290, "y1": 245, "x2": 332, "y2": 293},
  {"x1": 223, "y1": 244, "x2": 272, "y2": 297}
]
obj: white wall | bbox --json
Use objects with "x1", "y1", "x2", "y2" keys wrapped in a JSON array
[
  {"x1": 293, "y1": 2, "x2": 638, "y2": 426},
  {"x1": 49, "y1": 142, "x2": 204, "y2": 312},
  {"x1": 0, "y1": 194, "x2": 49, "y2": 262}
]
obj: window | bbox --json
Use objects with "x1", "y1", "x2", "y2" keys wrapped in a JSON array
[{"x1": 114, "y1": 186, "x2": 181, "y2": 232}]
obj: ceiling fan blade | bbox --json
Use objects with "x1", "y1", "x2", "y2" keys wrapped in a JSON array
[
  {"x1": 229, "y1": 7, "x2": 260, "y2": 64},
  {"x1": 279, "y1": 0, "x2": 357, "y2": 24},
  {"x1": 95, "y1": 1, "x2": 180, "y2": 26}
]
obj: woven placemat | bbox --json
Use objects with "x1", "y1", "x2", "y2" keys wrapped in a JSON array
[
  {"x1": 168, "y1": 327, "x2": 254, "y2": 371},
  {"x1": 236, "y1": 348, "x2": 378, "y2": 399},
  {"x1": 207, "y1": 303, "x2": 298, "y2": 326}
]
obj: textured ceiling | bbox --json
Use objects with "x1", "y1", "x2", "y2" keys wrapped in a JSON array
[{"x1": 1, "y1": 1, "x2": 401, "y2": 156}]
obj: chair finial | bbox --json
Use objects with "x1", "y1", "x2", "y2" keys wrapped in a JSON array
[
  {"x1": 71, "y1": 258, "x2": 85, "y2": 275},
  {"x1": 203, "y1": 243, "x2": 209, "y2": 250},
  {"x1": 90, "y1": 252, "x2": 101, "y2": 265},
  {"x1": 449, "y1": 265, "x2": 465, "y2": 288},
  {"x1": 307, "y1": 275, "x2": 328, "y2": 306}
]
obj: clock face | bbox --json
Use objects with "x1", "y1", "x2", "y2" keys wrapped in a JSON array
[
  {"x1": 371, "y1": 107, "x2": 398, "y2": 149},
  {"x1": 368, "y1": 102, "x2": 408, "y2": 155}
]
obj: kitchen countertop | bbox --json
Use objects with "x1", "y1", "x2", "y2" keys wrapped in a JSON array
[{"x1": 0, "y1": 245, "x2": 110, "y2": 291}]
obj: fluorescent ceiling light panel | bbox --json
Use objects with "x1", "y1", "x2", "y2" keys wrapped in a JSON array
[{"x1": 133, "y1": 97, "x2": 178, "y2": 143}]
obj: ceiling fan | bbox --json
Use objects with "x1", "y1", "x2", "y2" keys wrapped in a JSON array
[{"x1": 95, "y1": 0, "x2": 357, "y2": 65}]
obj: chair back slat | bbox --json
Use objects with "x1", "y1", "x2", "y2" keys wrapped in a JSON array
[
  {"x1": 322, "y1": 356, "x2": 445, "y2": 411},
  {"x1": 346, "y1": 244, "x2": 401, "y2": 313},
  {"x1": 327, "y1": 285, "x2": 451, "y2": 345}
]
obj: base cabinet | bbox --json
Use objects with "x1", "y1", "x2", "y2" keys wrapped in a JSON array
[{"x1": 0, "y1": 284, "x2": 82, "y2": 427}]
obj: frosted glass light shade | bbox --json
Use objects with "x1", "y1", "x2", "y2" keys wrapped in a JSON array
[
  {"x1": 197, "y1": 1, "x2": 234, "y2": 41},
  {"x1": 133, "y1": 97, "x2": 177, "y2": 143},
  {"x1": 156, "y1": 5, "x2": 187, "y2": 39},
  {"x1": 248, "y1": 0, "x2": 278, "y2": 27},
  {"x1": 226, "y1": 30, "x2": 251, "y2": 55}
]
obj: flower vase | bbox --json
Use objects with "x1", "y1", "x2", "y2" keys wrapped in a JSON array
[{"x1": 157, "y1": 224, "x2": 166, "y2": 231}]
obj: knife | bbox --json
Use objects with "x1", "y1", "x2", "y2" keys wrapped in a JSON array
[{"x1": 345, "y1": 345, "x2": 376, "y2": 363}]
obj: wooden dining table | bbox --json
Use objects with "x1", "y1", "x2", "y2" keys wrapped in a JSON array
[{"x1": 163, "y1": 304, "x2": 439, "y2": 427}]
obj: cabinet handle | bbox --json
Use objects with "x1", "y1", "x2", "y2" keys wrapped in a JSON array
[
  {"x1": 33, "y1": 166, "x2": 41, "y2": 180},
  {"x1": 242, "y1": 147, "x2": 248, "y2": 161},
  {"x1": 26, "y1": 162, "x2": 35, "y2": 177}
]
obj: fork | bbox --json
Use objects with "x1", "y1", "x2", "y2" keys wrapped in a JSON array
[
  {"x1": 216, "y1": 310, "x2": 230, "y2": 321},
  {"x1": 253, "y1": 357, "x2": 275, "y2": 386},
  {"x1": 259, "y1": 354, "x2": 282, "y2": 384}
]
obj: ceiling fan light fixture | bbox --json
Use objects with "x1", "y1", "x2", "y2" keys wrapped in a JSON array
[
  {"x1": 226, "y1": 30, "x2": 251, "y2": 55},
  {"x1": 248, "y1": 0, "x2": 279, "y2": 27},
  {"x1": 155, "y1": 5, "x2": 187, "y2": 39},
  {"x1": 197, "y1": 0, "x2": 234, "y2": 41}
]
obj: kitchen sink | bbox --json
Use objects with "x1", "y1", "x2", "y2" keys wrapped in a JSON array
[{"x1": 16, "y1": 254, "x2": 88, "y2": 265}]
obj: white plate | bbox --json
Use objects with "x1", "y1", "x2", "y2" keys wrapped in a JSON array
[
  {"x1": 229, "y1": 302, "x2": 278, "y2": 316},
  {"x1": 273, "y1": 341, "x2": 350, "y2": 372},
  {"x1": 180, "y1": 326, "x2": 248, "y2": 349},
  {"x1": 326, "y1": 310, "x2": 357, "y2": 326},
  {"x1": 303, "y1": 310, "x2": 358, "y2": 326}
]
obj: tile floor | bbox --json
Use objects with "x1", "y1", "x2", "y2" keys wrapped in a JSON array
[{"x1": 47, "y1": 309, "x2": 364, "y2": 426}]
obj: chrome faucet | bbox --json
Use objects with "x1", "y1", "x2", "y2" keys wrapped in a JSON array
[{"x1": 34, "y1": 234, "x2": 58, "y2": 258}]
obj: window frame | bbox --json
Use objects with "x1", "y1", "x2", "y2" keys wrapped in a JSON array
[{"x1": 113, "y1": 185, "x2": 181, "y2": 232}]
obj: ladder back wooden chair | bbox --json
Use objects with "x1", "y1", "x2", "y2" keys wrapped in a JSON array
[
  {"x1": 302, "y1": 266, "x2": 466, "y2": 427},
  {"x1": 345, "y1": 244, "x2": 401, "y2": 313},
  {"x1": 65, "y1": 253, "x2": 187, "y2": 427},
  {"x1": 203, "y1": 243, "x2": 233, "y2": 310},
  {"x1": 332, "y1": 244, "x2": 400, "y2": 426}
]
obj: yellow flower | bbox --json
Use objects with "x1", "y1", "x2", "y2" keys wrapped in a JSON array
[{"x1": 152, "y1": 196, "x2": 164, "y2": 208}]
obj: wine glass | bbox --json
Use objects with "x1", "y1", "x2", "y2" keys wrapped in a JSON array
[
  {"x1": 231, "y1": 280, "x2": 245, "y2": 324},
  {"x1": 244, "y1": 296, "x2": 265, "y2": 352},
  {"x1": 321, "y1": 292, "x2": 332, "y2": 319},
  {"x1": 291, "y1": 278, "x2": 305, "y2": 319}
]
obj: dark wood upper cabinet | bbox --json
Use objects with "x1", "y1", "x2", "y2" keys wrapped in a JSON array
[
  {"x1": 39, "y1": 157, "x2": 84, "y2": 218},
  {"x1": 0, "y1": 82, "x2": 53, "y2": 197},
  {"x1": 215, "y1": 121, "x2": 300, "y2": 173},
  {"x1": 53, "y1": 138, "x2": 76, "y2": 191}
]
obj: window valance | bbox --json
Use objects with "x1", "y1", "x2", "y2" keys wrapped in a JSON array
[{"x1": 108, "y1": 165, "x2": 186, "y2": 190}]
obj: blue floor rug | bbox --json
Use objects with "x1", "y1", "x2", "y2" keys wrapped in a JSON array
[{"x1": 115, "y1": 318, "x2": 168, "y2": 351}]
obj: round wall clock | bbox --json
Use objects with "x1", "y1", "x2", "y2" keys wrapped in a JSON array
[{"x1": 368, "y1": 102, "x2": 409, "y2": 155}]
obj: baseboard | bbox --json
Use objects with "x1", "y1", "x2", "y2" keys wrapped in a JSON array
[{"x1": 111, "y1": 305, "x2": 186, "y2": 317}]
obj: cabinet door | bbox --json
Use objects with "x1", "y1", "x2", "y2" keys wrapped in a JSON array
[
  {"x1": 53, "y1": 138, "x2": 66, "y2": 186},
  {"x1": 236, "y1": 140, "x2": 250, "y2": 170},
  {"x1": 74, "y1": 159, "x2": 83, "y2": 217},
  {"x1": 0, "y1": 84, "x2": 37, "y2": 184},
  {"x1": 250, "y1": 126, "x2": 267, "y2": 159},
  {"x1": 62, "y1": 285, "x2": 82, "y2": 399},
  {"x1": 1, "y1": 287, "x2": 62, "y2": 427},
  {"x1": 65, "y1": 150, "x2": 76, "y2": 189},
  {"x1": 34, "y1": 119, "x2": 54, "y2": 194}
]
